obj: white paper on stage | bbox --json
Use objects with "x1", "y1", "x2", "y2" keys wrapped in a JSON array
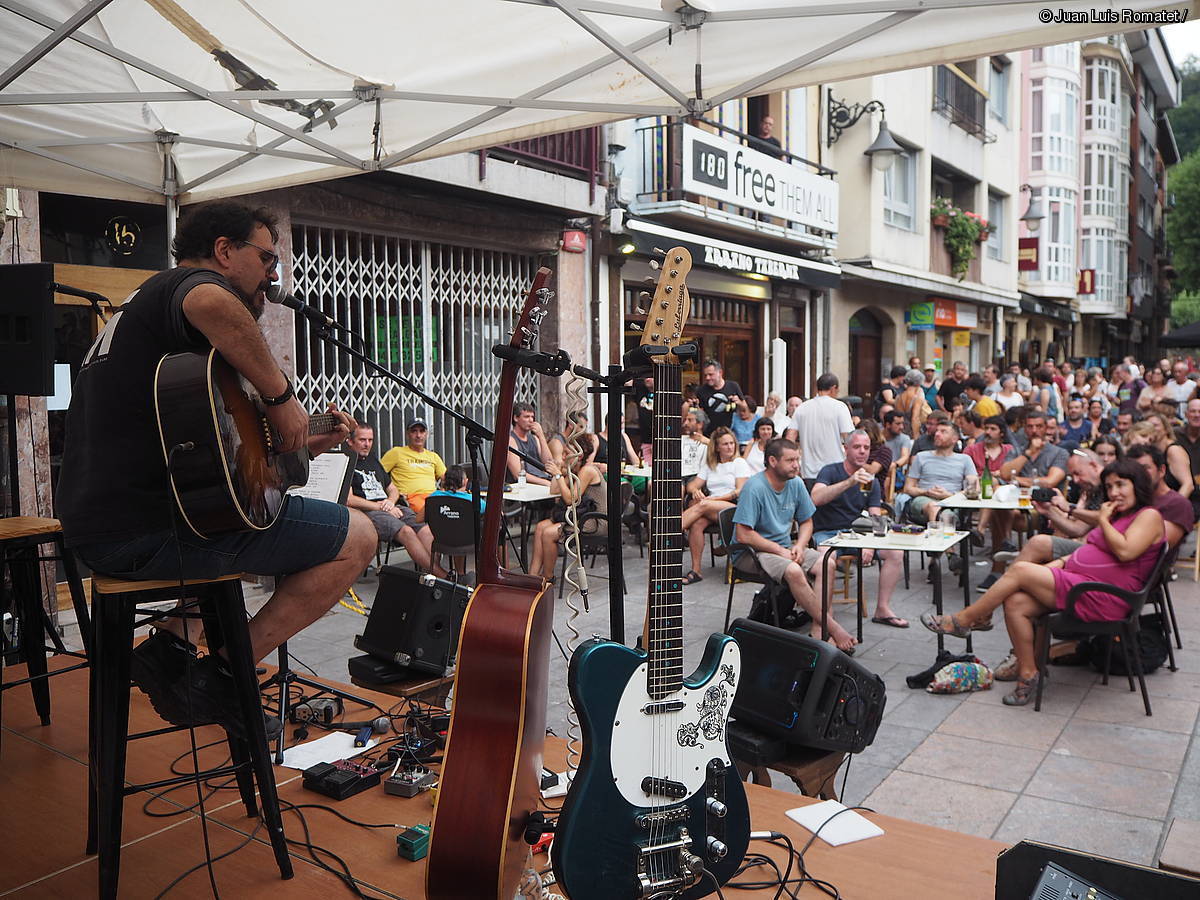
[
  {"x1": 279, "y1": 731, "x2": 377, "y2": 770},
  {"x1": 286, "y1": 451, "x2": 352, "y2": 504},
  {"x1": 785, "y1": 800, "x2": 884, "y2": 847}
]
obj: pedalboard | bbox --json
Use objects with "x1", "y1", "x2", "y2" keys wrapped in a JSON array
[
  {"x1": 396, "y1": 824, "x2": 431, "y2": 861},
  {"x1": 303, "y1": 758, "x2": 383, "y2": 800}
]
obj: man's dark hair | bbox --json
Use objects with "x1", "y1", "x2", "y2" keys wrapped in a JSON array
[
  {"x1": 1117, "y1": 409, "x2": 1139, "y2": 422},
  {"x1": 1101, "y1": 458, "x2": 1154, "y2": 511},
  {"x1": 883, "y1": 409, "x2": 907, "y2": 426},
  {"x1": 926, "y1": 409, "x2": 950, "y2": 424},
  {"x1": 703, "y1": 358, "x2": 723, "y2": 372},
  {"x1": 965, "y1": 375, "x2": 986, "y2": 394},
  {"x1": 442, "y1": 464, "x2": 468, "y2": 492},
  {"x1": 936, "y1": 421, "x2": 961, "y2": 438},
  {"x1": 1125, "y1": 442, "x2": 1166, "y2": 469},
  {"x1": 763, "y1": 437, "x2": 798, "y2": 468},
  {"x1": 959, "y1": 410, "x2": 982, "y2": 429},
  {"x1": 512, "y1": 401, "x2": 535, "y2": 421},
  {"x1": 1004, "y1": 406, "x2": 1025, "y2": 427},
  {"x1": 1025, "y1": 409, "x2": 1046, "y2": 423},
  {"x1": 172, "y1": 200, "x2": 280, "y2": 263},
  {"x1": 983, "y1": 415, "x2": 1006, "y2": 430},
  {"x1": 889, "y1": 365, "x2": 908, "y2": 379},
  {"x1": 816, "y1": 373, "x2": 838, "y2": 392}
]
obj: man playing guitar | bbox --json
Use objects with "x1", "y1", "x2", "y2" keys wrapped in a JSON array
[{"x1": 55, "y1": 200, "x2": 376, "y2": 736}]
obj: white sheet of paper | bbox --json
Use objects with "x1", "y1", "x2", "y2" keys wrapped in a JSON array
[
  {"x1": 785, "y1": 799, "x2": 884, "y2": 847},
  {"x1": 287, "y1": 451, "x2": 351, "y2": 503},
  {"x1": 279, "y1": 731, "x2": 378, "y2": 770}
]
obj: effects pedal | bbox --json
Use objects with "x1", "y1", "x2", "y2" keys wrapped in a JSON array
[
  {"x1": 303, "y1": 758, "x2": 384, "y2": 800},
  {"x1": 384, "y1": 765, "x2": 438, "y2": 798},
  {"x1": 396, "y1": 824, "x2": 431, "y2": 861}
]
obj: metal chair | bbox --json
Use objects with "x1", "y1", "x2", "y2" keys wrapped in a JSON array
[
  {"x1": 718, "y1": 506, "x2": 781, "y2": 631},
  {"x1": 1033, "y1": 543, "x2": 1173, "y2": 716},
  {"x1": 425, "y1": 495, "x2": 478, "y2": 576}
]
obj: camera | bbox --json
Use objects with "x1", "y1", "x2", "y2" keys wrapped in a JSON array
[{"x1": 1031, "y1": 486, "x2": 1056, "y2": 503}]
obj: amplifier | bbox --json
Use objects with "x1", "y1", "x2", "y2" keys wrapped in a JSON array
[
  {"x1": 1029, "y1": 862, "x2": 1124, "y2": 900},
  {"x1": 726, "y1": 617, "x2": 886, "y2": 754},
  {"x1": 355, "y1": 567, "x2": 470, "y2": 676}
]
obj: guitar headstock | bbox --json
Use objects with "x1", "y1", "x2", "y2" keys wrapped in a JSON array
[
  {"x1": 510, "y1": 268, "x2": 554, "y2": 350},
  {"x1": 638, "y1": 247, "x2": 691, "y2": 365}
]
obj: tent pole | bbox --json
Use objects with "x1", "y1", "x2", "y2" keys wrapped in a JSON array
[{"x1": 159, "y1": 131, "x2": 178, "y2": 267}]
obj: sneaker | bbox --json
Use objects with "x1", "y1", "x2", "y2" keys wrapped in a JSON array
[
  {"x1": 976, "y1": 572, "x2": 999, "y2": 593},
  {"x1": 131, "y1": 633, "x2": 280, "y2": 741},
  {"x1": 968, "y1": 529, "x2": 985, "y2": 548},
  {"x1": 993, "y1": 653, "x2": 1019, "y2": 681},
  {"x1": 947, "y1": 555, "x2": 963, "y2": 575},
  {"x1": 997, "y1": 541, "x2": 1018, "y2": 553},
  {"x1": 992, "y1": 551, "x2": 1018, "y2": 568}
]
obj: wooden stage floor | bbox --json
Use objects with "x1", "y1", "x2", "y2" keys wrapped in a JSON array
[{"x1": 0, "y1": 657, "x2": 1004, "y2": 898}]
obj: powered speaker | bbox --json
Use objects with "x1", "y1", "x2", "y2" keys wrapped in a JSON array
[
  {"x1": 0, "y1": 263, "x2": 55, "y2": 396},
  {"x1": 726, "y1": 617, "x2": 886, "y2": 754},
  {"x1": 354, "y1": 567, "x2": 470, "y2": 676}
]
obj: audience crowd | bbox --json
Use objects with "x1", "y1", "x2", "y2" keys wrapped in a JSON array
[{"x1": 348, "y1": 353, "x2": 1200, "y2": 707}]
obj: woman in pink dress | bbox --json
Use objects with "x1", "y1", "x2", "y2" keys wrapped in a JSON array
[{"x1": 920, "y1": 458, "x2": 1164, "y2": 705}]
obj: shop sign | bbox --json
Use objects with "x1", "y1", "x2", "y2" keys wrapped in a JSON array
[
  {"x1": 930, "y1": 298, "x2": 978, "y2": 329},
  {"x1": 952, "y1": 331, "x2": 972, "y2": 347},
  {"x1": 702, "y1": 245, "x2": 800, "y2": 280},
  {"x1": 680, "y1": 123, "x2": 839, "y2": 233},
  {"x1": 627, "y1": 226, "x2": 840, "y2": 287},
  {"x1": 1077, "y1": 269, "x2": 1096, "y2": 294},
  {"x1": 905, "y1": 301, "x2": 934, "y2": 331},
  {"x1": 1017, "y1": 237, "x2": 1039, "y2": 271}
]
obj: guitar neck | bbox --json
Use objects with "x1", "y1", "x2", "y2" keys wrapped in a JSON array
[
  {"x1": 647, "y1": 362, "x2": 683, "y2": 699},
  {"x1": 308, "y1": 413, "x2": 337, "y2": 436}
]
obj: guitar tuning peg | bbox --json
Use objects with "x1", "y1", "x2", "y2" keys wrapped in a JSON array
[
  {"x1": 629, "y1": 322, "x2": 643, "y2": 332},
  {"x1": 638, "y1": 291, "x2": 652, "y2": 303},
  {"x1": 649, "y1": 259, "x2": 660, "y2": 270},
  {"x1": 652, "y1": 247, "x2": 666, "y2": 256},
  {"x1": 642, "y1": 276, "x2": 656, "y2": 285}
]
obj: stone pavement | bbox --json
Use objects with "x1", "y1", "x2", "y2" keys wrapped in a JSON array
[{"x1": 183, "y1": 531, "x2": 1200, "y2": 869}]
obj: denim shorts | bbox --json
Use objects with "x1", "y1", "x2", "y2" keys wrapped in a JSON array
[{"x1": 75, "y1": 496, "x2": 350, "y2": 581}]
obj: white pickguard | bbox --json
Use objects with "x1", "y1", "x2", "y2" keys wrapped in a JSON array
[{"x1": 609, "y1": 641, "x2": 741, "y2": 809}]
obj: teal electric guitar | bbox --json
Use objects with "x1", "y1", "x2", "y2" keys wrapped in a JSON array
[{"x1": 551, "y1": 249, "x2": 749, "y2": 899}]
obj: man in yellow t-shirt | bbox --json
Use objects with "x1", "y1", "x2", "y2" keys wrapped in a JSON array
[
  {"x1": 964, "y1": 375, "x2": 1000, "y2": 419},
  {"x1": 380, "y1": 420, "x2": 446, "y2": 519}
]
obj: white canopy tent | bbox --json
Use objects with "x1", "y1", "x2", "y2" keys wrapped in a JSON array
[{"x1": 0, "y1": 0, "x2": 1193, "y2": 206}]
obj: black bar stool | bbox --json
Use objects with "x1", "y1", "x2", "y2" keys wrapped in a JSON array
[
  {"x1": 0, "y1": 516, "x2": 90, "y2": 735},
  {"x1": 87, "y1": 573, "x2": 292, "y2": 898}
]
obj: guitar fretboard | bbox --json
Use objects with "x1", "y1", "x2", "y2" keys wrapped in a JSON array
[
  {"x1": 647, "y1": 362, "x2": 683, "y2": 700},
  {"x1": 308, "y1": 413, "x2": 337, "y2": 435}
]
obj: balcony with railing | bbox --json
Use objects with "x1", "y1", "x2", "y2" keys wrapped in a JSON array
[
  {"x1": 929, "y1": 229, "x2": 981, "y2": 283},
  {"x1": 479, "y1": 126, "x2": 602, "y2": 202},
  {"x1": 633, "y1": 117, "x2": 838, "y2": 248},
  {"x1": 933, "y1": 65, "x2": 995, "y2": 142}
]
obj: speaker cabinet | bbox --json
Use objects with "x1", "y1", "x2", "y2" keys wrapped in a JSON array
[
  {"x1": 0, "y1": 263, "x2": 55, "y2": 396},
  {"x1": 354, "y1": 566, "x2": 470, "y2": 676}
]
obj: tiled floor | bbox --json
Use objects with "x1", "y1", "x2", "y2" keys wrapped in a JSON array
[{"x1": 56, "y1": 529, "x2": 1200, "y2": 871}]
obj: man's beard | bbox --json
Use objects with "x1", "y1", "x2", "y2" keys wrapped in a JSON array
[{"x1": 238, "y1": 282, "x2": 269, "y2": 320}]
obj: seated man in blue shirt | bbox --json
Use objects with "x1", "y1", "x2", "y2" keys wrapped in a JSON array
[
  {"x1": 810, "y1": 431, "x2": 908, "y2": 629},
  {"x1": 733, "y1": 438, "x2": 857, "y2": 653}
]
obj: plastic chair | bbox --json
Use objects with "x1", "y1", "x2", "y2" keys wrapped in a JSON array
[
  {"x1": 1033, "y1": 543, "x2": 1172, "y2": 716},
  {"x1": 425, "y1": 495, "x2": 478, "y2": 576}
]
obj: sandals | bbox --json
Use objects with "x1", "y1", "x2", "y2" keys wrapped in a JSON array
[
  {"x1": 1002, "y1": 672, "x2": 1041, "y2": 706},
  {"x1": 682, "y1": 570, "x2": 704, "y2": 585},
  {"x1": 919, "y1": 611, "x2": 973, "y2": 638},
  {"x1": 871, "y1": 615, "x2": 909, "y2": 629}
]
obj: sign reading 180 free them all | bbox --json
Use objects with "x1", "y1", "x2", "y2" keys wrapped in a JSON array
[{"x1": 680, "y1": 123, "x2": 839, "y2": 233}]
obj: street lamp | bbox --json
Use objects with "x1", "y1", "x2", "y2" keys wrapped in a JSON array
[
  {"x1": 826, "y1": 92, "x2": 903, "y2": 171},
  {"x1": 1019, "y1": 183, "x2": 1044, "y2": 233}
]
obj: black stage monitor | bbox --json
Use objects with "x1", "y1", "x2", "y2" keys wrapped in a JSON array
[{"x1": 355, "y1": 566, "x2": 470, "y2": 676}]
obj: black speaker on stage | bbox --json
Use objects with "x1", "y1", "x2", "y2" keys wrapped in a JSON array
[
  {"x1": 726, "y1": 617, "x2": 886, "y2": 754},
  {"x1": 0, "y1": 263, "x2": 55, "y2": 396},
  {"x1": 354, "y1": 566, "x2": 470, "y2": 676}
]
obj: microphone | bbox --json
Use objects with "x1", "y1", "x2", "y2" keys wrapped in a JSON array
[
  {"x1": 339, "y1": 715, "x2": 392, "y2": 734},
  {"x1": 266, "y1": 284, "x2": 341, "y2": 330}
]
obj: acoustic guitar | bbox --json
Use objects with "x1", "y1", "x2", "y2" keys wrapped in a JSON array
[
  {"x1": 425, "y1": 268, "x2": 555, "y2": 899},
  {"x1": 551, "y1": 249, "x2": 750, "y2": 899},
  {"x1": 154, "y1": 349, "x2": 337, "y2": 539}
]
